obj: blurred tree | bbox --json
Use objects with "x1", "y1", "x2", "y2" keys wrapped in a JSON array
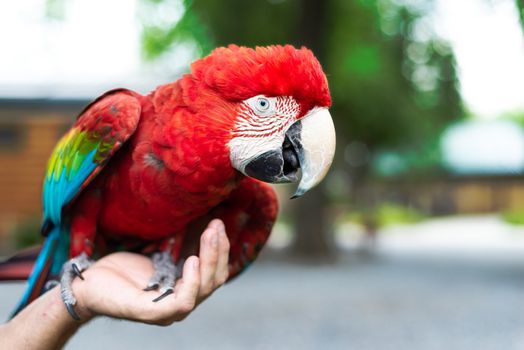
[
  {"x1": 139, "y1": 0, "x2": 463, "y2": 260},
  {"x1": 516, "y1": 0, "x2": 524, "y2": 31},
  {"x1": 288, "y1": 0, "x2": 334, "y2": 260}
]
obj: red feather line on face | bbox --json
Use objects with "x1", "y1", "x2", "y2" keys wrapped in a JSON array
[{"x1": 233, "y1": 96, "x2": 300, "y2": 138}]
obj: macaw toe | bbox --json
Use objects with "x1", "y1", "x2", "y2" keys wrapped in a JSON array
[
  {"x1": 143, "y1": 283, "x2": 160, "y2": 291},
  {"x1": 72, "y1": 263, "x2": 85, "y2": 280},
  {"x1": 144, "y1": 251, "x2": 178, "y2": 302},
  {"x1": 65, "y1": 302, "x2": 81, "y2": 321},
  {"x1": 60, "y1": 252, "x2": 93, "y2": 321},
  {"x1": 152, "y1": 288, "x2": 174, "y2": 302}
]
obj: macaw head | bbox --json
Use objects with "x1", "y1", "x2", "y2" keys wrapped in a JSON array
[{"x1": 191, "y1": 45, "x2": 335, "y2": 197}]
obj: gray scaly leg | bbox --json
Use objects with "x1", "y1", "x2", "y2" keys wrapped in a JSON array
[
  {"x1": 143, "y1": 251, "x2": 178, "y2": 302},
  {"x1": 60, "y1": 252, "x2": 93, "y2": 320}
]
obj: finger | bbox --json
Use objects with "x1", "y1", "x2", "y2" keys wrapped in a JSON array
[
  {"x1": 213, "y1": 220, "x2": 230, "y2": 288},
  {"x1": 208, "y1": 218, "x2": 224, "y2": 232},
  {"x1": 171, "y1": 256, "x2": 201, "y2": 320},
  {"x1": 197, "y1": 225, "x2": 220, "y2": 297}
]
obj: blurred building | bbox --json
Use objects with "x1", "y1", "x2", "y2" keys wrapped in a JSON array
[
  {"x1": 0, "y1": 98, "x2": 85, "y2": 249},
  {"x1": 366, "y1": 175, "x2": 524, "y2": 216},
  {"x1": 356, "y1": 119, "x2": 524, "y2": 216}
]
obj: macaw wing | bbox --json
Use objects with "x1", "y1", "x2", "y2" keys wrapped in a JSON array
[
  {"x1": 9, "y1": 89, "x2": 142, "y2": 318},
  {"x1": 43, "y1": 89, "x2": 142, "y2": 226}
]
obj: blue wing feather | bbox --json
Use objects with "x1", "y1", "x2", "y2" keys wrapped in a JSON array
[
  {"x1": 10, "y1": 226, "x2": 69, "y2": 317},
  {"x1": 43, "y1": 148, "x2": 97, "y2": 225}
]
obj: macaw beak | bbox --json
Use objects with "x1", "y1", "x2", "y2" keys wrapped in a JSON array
[
  {"x1": 287, "y1": 107, "x2": 336, "y2": 198},
  {"x1": 244, "y1": 107, "x2": 336, "y2": 197}
]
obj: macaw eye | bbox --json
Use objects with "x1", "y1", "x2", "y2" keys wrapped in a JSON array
[{"x1": 255, "y1": 97, "x2": 271, "y2": 113}]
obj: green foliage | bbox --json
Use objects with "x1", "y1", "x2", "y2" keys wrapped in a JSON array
[
  {"x1": 140, "y1": 0, "x2": 300, "y2": 59},
  {"x1": 374, "y1": 132, "x2": 444, "y2": 178},
  {"x1": 188, "y1": 0, "x2": 301, "y2": 48},
  {"x1": 501, "y1": 208, "x2": 524, "y2": 226},
  {"x1": 375, "y1": 203, "x2": 426, "y2": 227},
  {"x1": 502, "y1": 110, "x2": 524, "y2": 129},
  {"x1": 516, "y1": 0, "x2": 524, "y2": 33},
  {"x1": 140, "y1": 0, "x2": 213, "y2": 60},
  {"x1": 343, "y1": 45, "x2": 381, "y2": 78},
  {"x1": 343, "y1": 203, "x2": 426, "y2": 228},
  {"x1": 328, "y1": 1, "x2": 462, "y2": 151}
]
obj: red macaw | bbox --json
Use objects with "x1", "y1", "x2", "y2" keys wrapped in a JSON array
[{"x1": 1, "y1": 45, "x2": 335, "y2": 319}]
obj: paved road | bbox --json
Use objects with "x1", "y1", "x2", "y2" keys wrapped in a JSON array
[{"x1": 2, "y1": 216, "x2": 524, "y2": 349}]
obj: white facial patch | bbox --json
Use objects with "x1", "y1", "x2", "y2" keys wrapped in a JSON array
[{"x1": 229, "y1": 95, "x2": 300, "y2": 173}]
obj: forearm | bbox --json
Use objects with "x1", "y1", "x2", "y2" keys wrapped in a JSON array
[{"x1": 1, "y1": 287, "x2": 89, "y2": 350}]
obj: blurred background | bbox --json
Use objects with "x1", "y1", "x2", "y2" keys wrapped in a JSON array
[{"x1": 2, "y1": 0, "x2": 524, "y2": 348}]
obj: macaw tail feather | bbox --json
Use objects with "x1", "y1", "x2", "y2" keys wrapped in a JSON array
[
  {"x1": 0, "y1": 246, "x2": 40, "y2": 281},
  {"x1": 10, "y1": 226, "x2": 69, "y2": 318}
]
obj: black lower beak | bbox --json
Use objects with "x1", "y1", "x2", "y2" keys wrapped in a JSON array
[{"x1": 244, "y1": 123, "x2": 302, "y2": 183}]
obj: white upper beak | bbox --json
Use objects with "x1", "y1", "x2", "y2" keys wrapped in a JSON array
[{"x1": 291, "y1": 107, "x2": 336, "y2": 198}]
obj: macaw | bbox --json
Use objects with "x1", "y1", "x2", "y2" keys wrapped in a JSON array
[{"x1": 1, "y1": 44, "x2": 336, "y2": 320}]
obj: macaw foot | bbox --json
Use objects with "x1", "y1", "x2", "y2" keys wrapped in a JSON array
[
  {"x1": 143, "y1": 251, "x2": 181, "y2": 302},
  {"x1": 60, "y1": 252, "x2": 93, "y2": 320}
]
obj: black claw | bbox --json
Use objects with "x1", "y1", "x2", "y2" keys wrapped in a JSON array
[
  {"x1": 143, "y1": 283, "x2": 159, "y2": 291},
  {"x1": 72, "y1": 263, "x2": 84, "y2": 280},
  {"x1": 153, "y1": 289, "x2": 174, "y2": 302},
  {"x1": 66, "y1": 303, "x2": 81, "y2": 321}
]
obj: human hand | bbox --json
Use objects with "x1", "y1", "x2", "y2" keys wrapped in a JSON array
[{"x1": 72, "y1": 219, "x2": 230, "y2": 325}]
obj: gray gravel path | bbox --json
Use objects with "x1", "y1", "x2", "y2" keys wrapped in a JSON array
[{"x1": 2, "y1": 250, "x2": 524, "y2": 350}]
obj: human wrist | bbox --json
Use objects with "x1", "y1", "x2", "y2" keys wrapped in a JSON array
[
  {"x1": 3, "y1": 287, "x2": 86, "y2": 350},
  {"x1": 71, "y1": 277, "x2": 97, "y2": 321}
]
